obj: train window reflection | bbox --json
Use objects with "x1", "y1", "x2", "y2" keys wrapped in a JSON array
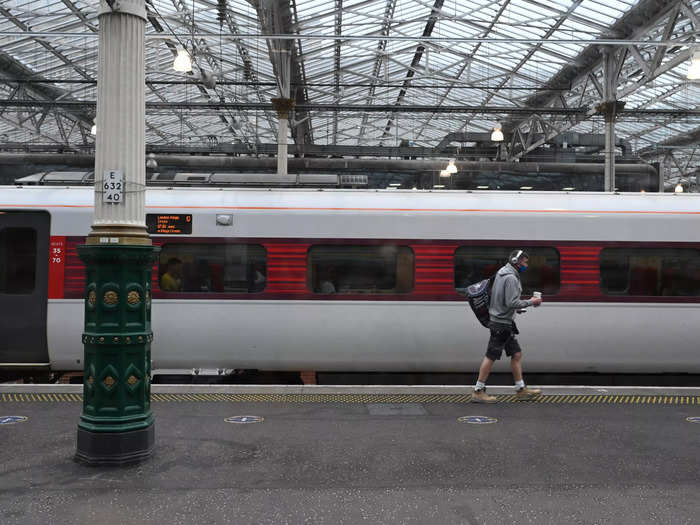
[
  {"x1": 307, "y1": 245, "x2": 414, "y2": 294},
  {"x1": 158, "y1": 244, "x2": 266, "y2": 293},
  {"x1": 0, "y1": 228, "x2": 37, "y2": 294},
  {"x1": 600, "y1": 248, "x2": 700, "y2": 296},
  {"x1": 454, "y1": 246, "x2": 560, "y2": 296}
]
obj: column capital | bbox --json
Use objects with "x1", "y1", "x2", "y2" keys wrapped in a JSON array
[
  {"x1": 595, "y1": 101, "x2": 626, "y2": 123},
  {"x1": 99, "y1": 0, "x2": 146, "y2": 20},
  {"x1": 271, "y1": 97, "x2": 296, "y2": 119}
]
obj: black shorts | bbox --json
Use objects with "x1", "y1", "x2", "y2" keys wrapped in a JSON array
[{"x1": 486, "y1": 321, "x2": 523, "y2": 361}]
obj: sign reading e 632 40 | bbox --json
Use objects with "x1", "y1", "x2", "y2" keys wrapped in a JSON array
[
  {"x1": 103, "y1": 170, "x2": 124, "y2": 204},
  {"x1": 146, "y1": 214, "x2": 193, "y2": 234}
]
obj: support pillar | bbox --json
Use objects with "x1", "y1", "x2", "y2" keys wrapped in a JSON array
[
  {"x1": 75, "y1": 0, "x2": 157, "y2": 466},
  {"x1": 596, "y1": 101, "x2": 625, "y2": 192},
  {"x1": 597, "y1": 47, "x2": 625, "y2": 192},
  {"x1": 271, "y1": 97, "x2": 295, "y2": 177}
]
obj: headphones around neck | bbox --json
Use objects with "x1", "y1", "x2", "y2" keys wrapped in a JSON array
[{"x1": 510, "y1": 250, "x2": 523, "y2": 265}]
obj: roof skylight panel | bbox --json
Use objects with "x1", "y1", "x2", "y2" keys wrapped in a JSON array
[
  {"x1": 573, "y1": 4, "x2": 618, "y2": 26},
  {"x1": 586, "y1": 0, "x2": 632, "y2": 17}
]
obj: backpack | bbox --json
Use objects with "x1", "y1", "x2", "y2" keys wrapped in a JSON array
[{"x1": 466, "y1": 276, "x2": 495, "y2": 328}]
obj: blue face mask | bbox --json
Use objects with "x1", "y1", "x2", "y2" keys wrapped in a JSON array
[{"x1": 518, "y1": 265, "x2": 528, "y2": 273}]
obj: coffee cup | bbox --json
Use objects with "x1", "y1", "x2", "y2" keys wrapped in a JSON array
[{"x1": 533, "y1": 291, "x2": 542, "y2": 306}]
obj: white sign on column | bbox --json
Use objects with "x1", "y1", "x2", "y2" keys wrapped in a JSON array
[{"x1": 103, "y1": 170, "x2": 124, "y2": 204}]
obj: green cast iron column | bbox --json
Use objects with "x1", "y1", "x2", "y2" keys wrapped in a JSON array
[{"x1": 76, "y1": 244, "x2": 158, "y2": 463}]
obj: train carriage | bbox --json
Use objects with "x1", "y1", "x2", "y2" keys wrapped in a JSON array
[{"x1": 1, "y1": 186, "x2": 699, "y2": 374}]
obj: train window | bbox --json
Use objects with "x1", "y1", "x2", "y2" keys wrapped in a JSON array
[
  {"x1": 600, "y1": 248, "x2": 700, "y2": 296},
  {"x1": 0, "y1": 228, "x2": 37, "y2": 294},
  {"x1": 158, "y1": 244, "x2": 267, "y2": 293},
  {"x1": 307, "y1": 245, "x2": 414, "y2": 294},
  {"x1": 454, "y1": 246, "x2": 560, "y2": 296}
]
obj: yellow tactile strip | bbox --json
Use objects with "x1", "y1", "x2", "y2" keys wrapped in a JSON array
[{"x1": 1, "y1": 392, "x2": 700, "y2": 405}]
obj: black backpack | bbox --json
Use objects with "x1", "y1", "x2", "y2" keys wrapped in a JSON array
[{"x1": 466, "y1": 276, "x2": 495, "y2": 328}]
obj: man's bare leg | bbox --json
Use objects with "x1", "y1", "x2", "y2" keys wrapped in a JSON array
[
  {"x1": 510, "y1": 351, "x2": 541, "y2": 398},
  {"x1": 510, "y1": 352, "x2": 523, "y2": 383},
  {"x1": 477, "y1": 356, "x2": 495, "y2": 383}
]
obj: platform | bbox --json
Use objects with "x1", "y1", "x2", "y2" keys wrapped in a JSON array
[{"x1": 1, "y1": 385, "x2": 699, "y2": 524}]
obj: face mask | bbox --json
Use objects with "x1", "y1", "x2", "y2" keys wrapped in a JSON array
[{"x1": 518, "y1": 265, "x2": 528, "y2": 273}]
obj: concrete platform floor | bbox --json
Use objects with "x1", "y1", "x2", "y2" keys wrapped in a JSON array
[{"x1": 1, "y1": 391, "x2": 699, "y2": 524}]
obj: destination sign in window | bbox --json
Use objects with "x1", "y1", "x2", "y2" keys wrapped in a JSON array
[{"x1": 146, "y1": 214, "x2": 192, "y2": 235}]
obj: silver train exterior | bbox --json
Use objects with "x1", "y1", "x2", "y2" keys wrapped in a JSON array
[{"x1": 1, "y1": 186, "x2": 699, "y2": 374}]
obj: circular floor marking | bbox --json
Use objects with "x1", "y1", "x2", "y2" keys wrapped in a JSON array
[
  {"x1": 458, "y1": 415, "x2": 498, "y2": 424},
  {"x1": 225, "y1": 415, "x2": 264, "y2": 424},
  {"x1": 0, "y1": 415, "x2": 28, "y2": 425},
  {"x1": 686, "y1": 417, "x2": 700, "y2": 424}
]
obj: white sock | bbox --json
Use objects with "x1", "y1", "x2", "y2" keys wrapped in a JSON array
[
  {"x1": 515, "y1": 380, "x2": 525, "y2": 389},
  {"x1": 475, "y1": 381, "x2": 486, "y2": 391}
]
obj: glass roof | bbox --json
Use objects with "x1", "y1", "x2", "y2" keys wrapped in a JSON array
[{"x1": 0, "y1": 0, "x2": 697, "y2": 183}]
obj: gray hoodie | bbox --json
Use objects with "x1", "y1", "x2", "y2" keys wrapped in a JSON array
[{"x1": 489, "y1": 263, "x2": 533, "y2": 325}]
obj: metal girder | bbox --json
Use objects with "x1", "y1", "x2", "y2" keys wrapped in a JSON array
[
  {"x1": 638, "y1": 125, "x2": 700, "y2": 157},
  {"x1": 378, "y1": 0, "x2": 445, "y2": 145},
  {"x1": 357, "y1": 0, "x2": 396, "y2": 144},
  {"x1": 506, "y1": 0, "x2": 694, "y2": 159},
  {"x1": 0, "y1": 48, "x2": 93, "y2": 143},
  {"x1": 143, "y1": 0, "x2": 215, "y2": 141},
  {"x1": 170, "y1": 0, "x2": 255, "y2": 142},
  {"x1": 0, "y1": 5, "x2": 93, "y2": 82},
  {"x1": 508, "y1": 0, "x2": 681, "y2": 109},
  {"x1": 253, "y1": 0, "x2": 313, "y2": 147},
  {"x1": 333, "y1": 0, "x2": 342, "y2": 144},
  {"x1": 4, "y1": 99, "x2": 700, "y2": 117},
  {"x1": 60, "y1": 0, "x2": 98, "y2": 32},
  {"x1": 414, "y1": 0, "x2": 515, "y2": 142},
  {"x1": 0, "y1": 141, "x2": 498, "y2": 158},
  {"x1": 216, "y1": 0, "x2": 277, "y2": 137}
]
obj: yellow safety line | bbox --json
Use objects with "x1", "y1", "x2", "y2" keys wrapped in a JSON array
[{"x1": 3, "y1": 391, "x2": 700, "y2": 405}]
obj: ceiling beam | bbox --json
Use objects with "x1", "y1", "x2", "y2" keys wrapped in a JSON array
[{"x1": 253, "y1": 0, "x2": 314, "y2": 148}]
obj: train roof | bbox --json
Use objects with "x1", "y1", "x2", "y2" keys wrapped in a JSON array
[{"x1": 1, "y1": 185, "x2": 699, "y2": 215}]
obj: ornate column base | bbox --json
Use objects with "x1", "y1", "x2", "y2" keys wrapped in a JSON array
[{"x1": 76, "y1": 425, "x2": 154, "y2": 466}]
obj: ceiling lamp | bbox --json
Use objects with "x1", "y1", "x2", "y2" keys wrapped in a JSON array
[
  {"x1": 90, "y1": 119, "x2": 97, "y2": 136},
  {"x1": 687, "y1": 51, "x2": 700, "y2": 80},
  {"x1": 146, "y1": 153, "x2": 158, "y2": 170},
  {"x1": 491, "y1": 122, "x2": 504, "y2": 142},
  {"x1": 675, "y1": 183, "x2": 684, "y2": 193},
  {"x1": 173, "y1": 47, "x2": 192, "y2": 73},
  {"x1": 439, "y1": 169, "x2": 450, "y2": 177},
  {"x1": 445, "y1": 159, "x2": 458, "y2": 174}
]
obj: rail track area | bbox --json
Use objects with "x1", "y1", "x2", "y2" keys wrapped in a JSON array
[{"x1": 1, "y1": 386, "x2": 699, "y2": 524}]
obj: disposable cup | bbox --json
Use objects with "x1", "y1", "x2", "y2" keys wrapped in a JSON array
[{"x1": 533, "y1": 291, "x2": 542, "y2": 306}]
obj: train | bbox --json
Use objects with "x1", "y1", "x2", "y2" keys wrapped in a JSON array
[{"x1": 1, "y1": 185, "x2": 699, "y2": 375}]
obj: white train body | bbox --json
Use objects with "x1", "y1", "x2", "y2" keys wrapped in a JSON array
[{"x1": 1, "y1": 186, "x2": 699, "y2": 374}]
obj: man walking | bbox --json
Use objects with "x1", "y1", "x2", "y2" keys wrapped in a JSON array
[{"x1": 472, "y1": 250, "x2": 543, "y2": 403}]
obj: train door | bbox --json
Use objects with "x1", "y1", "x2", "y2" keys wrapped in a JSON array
[{"x1": 0, "y1": 211, "x2": 50, "y2": 366}]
